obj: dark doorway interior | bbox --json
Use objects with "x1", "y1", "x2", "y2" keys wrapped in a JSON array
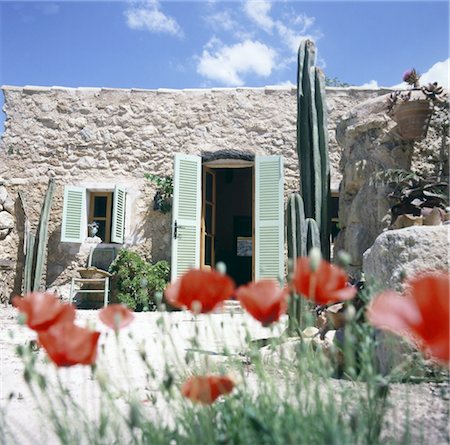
[{"x1": 214, "y1": 168, "x2": 253, "y2": 286}]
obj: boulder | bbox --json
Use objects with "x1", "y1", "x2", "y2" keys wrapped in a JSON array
[
  {"x1": 0, "y1": 186, "x2": 7, "y2": 204},
  {"x1": 363, "y1": 225, "x2": 449, "y2": 291},
  {"x1": 3, "y1": 196, "x2": 14, "y2": 214},
  {"x1": 0, "y1": 228, "x2": 11, "y2": 240},
  {"x1": 0, "y1": 211, "x2": 14, "y2": 230}
]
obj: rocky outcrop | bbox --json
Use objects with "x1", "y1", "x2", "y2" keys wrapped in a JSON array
[
  {"x1": 334, "y1": 91, "x2": 447, "y2": 275},
  {"x1": 362, "y1": 225, "x2": 449, "y2": 291}
]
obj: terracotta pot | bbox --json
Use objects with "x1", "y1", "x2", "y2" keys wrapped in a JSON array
[{"x1": 393, "y1": 99, "x2": 433, "y2": 141}]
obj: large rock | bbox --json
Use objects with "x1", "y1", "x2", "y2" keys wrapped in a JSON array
[
  {"x1": 0, "y1": 211, "x2": 14, "y2": 230},
  {"x1": 363, "y1": 225, "x2": 449, "y2": 291},
  {"x1": 335, "y1": 91, "x2": 447, "y2": 273},
  {"x1": 0, "y1": 186, "x2": 7, "y2": 204}
]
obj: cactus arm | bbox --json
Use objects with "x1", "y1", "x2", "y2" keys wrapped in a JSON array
[
  {"x1": 32, "y1": 179, "x2": 55, "y2": 292},
  {"x1": 297, "y1": 40, "x2": 316, "y2": 219},
  {"x1": 315, "y1": 67, "x2": 331, "y2": 259},
  {"x1": 306, "y1": 218, "x2": 321, "y2": 252},
  {"x1": 309, "y1": 65, "x2": 322, "y2": 230}
]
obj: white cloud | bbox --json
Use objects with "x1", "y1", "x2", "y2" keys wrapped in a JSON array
[
  {"x1": 243, "y1": 0, "x2": 274, "y2": 32},
  {"x1": 125, "y1": 0, "x2": 183, "y2": 37},
  {"x1": 358, "y1": 80, "x2": 380, "y2": 89},
  {"x1": 418, "y1": 59, "x2": 449, "y2": 89},
  {"x1": 275, "y1": 22, "x2": 317, "y2": 54},
  {"x1": 197, "y1": 39, "x2": 277, "y2": 86},
  {"x1": 204, "y1": 10, "x2": 238, "y2": 32},
  {"x1": 274, "y1": 80, "x2": 295, "y2": 87},
  {"x1": 390, "y1": 58, "x2": 449, "y2": 89},
  {"x1": 292, "y1": 13, "x2": 316, "y2": 32},
  {"x1": 275, "y1": 12, "x2": 321, "y2": 55}
]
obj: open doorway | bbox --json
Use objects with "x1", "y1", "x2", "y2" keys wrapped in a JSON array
[{"x1": 201, "y1": 166, "x2": 253, "y2": 286}]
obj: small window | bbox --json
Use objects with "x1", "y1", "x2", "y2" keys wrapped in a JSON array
[
  {"x1": 88, "y1": 192, "x2": 113, "y2": 243},
  {"x1": 61, "y1": 185, "x2": 126, "y2": 244}
]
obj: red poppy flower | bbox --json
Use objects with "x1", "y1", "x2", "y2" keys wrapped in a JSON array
[
  {"x1": 38, "y1": 322, "x2": 100, "y2": 367},
  {"x1": 164, "y1": 269, "x2": 235, "y2": 313},
  {"x1": 293, "y1": 257, "x2": 356, "y2": 305},
  {"x1": 236, "y1": 280, "x2": 288, "y2": 325},
  {"x1": 181, "y1": 375, "x2": 234, "y2": 404},
  {"x1": 12, "y1": 292, "x2": 75, "y2": 332},
  {"x1": 367, "y1": 273, "x2": 450, "y2": 364},
  {"x1": 99, "y1": 304, "x2": 134, "y2": 330}
]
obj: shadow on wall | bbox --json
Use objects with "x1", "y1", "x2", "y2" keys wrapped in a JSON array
[
  {"x1": 127, "y1": 198, "x2": 172, "y2": 264},
  {"x1": 46, "y1": 224, "x2": 83, "y2": 287}
]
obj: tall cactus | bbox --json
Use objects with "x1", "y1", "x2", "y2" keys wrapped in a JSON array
[
  {"x1": 296, "y1": 39, "x2": 331, "y2": 260},
  {"x1": 287, "y1": 39, "x2": 331, "y2": 333}
]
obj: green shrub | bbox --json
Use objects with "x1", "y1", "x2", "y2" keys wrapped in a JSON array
[{"x1": 109, "y1": 250, "x2": 170, "y2": 311}]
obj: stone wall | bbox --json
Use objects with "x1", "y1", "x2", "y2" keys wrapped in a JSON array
[{"x1": 0, "y1": 85, "x2": 389, "y2": 300}]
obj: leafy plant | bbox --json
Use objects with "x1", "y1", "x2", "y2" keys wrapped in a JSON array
[
  {"x1": 145, "y1": 173, "x2": 173, "y2": 214},
  {"x1": 371, "y1": 169, "x2": 448, "y2": 225},
  {"x1": 109, "y1": 249, "x2": 170, "y2": 311},
  {"x1": 325, "y1": 76, "x2": 351, "y2": 87}
]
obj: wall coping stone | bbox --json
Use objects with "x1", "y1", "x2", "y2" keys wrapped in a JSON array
[{"x1": 1, "y1": 84, "x2": 398, "y2": 96}]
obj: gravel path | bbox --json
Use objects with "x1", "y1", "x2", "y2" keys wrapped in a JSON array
[{"x1": 0, "y1": 307, "x2": 448, "y2": 445}]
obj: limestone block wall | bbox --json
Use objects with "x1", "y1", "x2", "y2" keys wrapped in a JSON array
[{"x1": 0, "y1": 85, "x2": 388, "y2": 299}]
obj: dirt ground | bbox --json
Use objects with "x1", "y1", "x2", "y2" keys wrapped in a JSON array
[{"x1": 0, "y1": 307, "x2": 449, "y2": 445}]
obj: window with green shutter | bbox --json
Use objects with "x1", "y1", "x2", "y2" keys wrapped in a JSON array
[
  {"x1": 171, "y1": 154, "x2": 202, "y2": 281},
  {"x1": 111, "y1": 185, "x2": 126, "y2": 244},
  {"x1": 61, "y1": 186, "x2": 87, "y2": 243},
  {"x1": 61, "y1": 185, "x2": 126, "y2": 244}
]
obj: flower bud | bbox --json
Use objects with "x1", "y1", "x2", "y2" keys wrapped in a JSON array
[
  {"x1": 308, "y1": 247, "x2": 322, "y2": 272},
  {"x1": 216, "y1": 262, "x2": 227, "y2": 275}
]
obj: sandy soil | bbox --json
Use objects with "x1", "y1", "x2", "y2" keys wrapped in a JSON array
[{"x1": 0, "y1": 307, "x2": 449, "y2": 445}]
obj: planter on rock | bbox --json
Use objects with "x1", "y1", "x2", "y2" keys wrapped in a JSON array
[{"x1": 392, "y1": 98, "x2": 433, "y2": 141}]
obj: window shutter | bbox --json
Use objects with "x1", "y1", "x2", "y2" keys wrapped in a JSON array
[
  {"x1": 111, "y1": 185, "x2": 126, "y2": 244},
  {"x1": 171, "y1": 154, "x2": 201, "y2": 281},
  {"x1": 61, "y1": 186, "x2": 86, "y2": 243},
  {"x1": 255, "y1": 155, "x2": 284, "y2": 281}
]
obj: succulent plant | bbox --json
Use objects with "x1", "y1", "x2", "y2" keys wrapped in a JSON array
[
  {"x1": 387, "y1": 68, "x2": 446, "y2": 111},
  {"x1": 402, "y1": 68, "x2": 421, "y2": 87},
  {"x1": 422, "y1": 82, "x2": 445, "y2": 101}
]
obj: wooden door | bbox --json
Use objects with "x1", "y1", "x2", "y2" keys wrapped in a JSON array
[{"x1": 201, "y1": 167, "x2": 216, "y2": 270}]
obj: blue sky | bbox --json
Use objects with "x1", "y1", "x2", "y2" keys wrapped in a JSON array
[{"x1": 1, "y1": 1, "x2": 449, "y2": 133}]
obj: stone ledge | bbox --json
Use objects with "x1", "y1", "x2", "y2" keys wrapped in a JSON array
[{"x1": 1, "y1": 84, "x2": 398, "y2": 96}]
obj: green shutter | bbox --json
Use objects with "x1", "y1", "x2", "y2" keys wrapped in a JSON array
[
  {"x1": 111, "y1": 185, "x2": 126, "y2": 244},
  {"x1": 171, "y1": 154, "x2": 201, "y2": 281},
  {"x1": 255, "y1": 156, "x2": 284, "y2": 281},
  {"x1": 61, "y1": 186, "x2": 86, "y2": 243}
]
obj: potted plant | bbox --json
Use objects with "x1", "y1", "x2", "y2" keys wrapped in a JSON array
[
  {"x1": 387, "y1": 69, "x2": 446, "y2": 141},
  {"x1": 145, "y1": 173, "x2": 173, "y2": 214}
]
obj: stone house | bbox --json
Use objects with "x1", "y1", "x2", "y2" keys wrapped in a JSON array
[{"x1": 0, "y1": 85, "x2": 391, "y2": 300}]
